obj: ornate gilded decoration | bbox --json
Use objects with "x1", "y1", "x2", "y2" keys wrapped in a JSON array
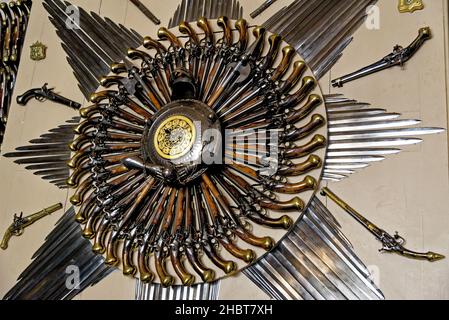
[
  {"x1": 67, "y1": 18, "x2": 327, "y2": 286},
  {"x1": 398, "y1": 0, "x2": 424, "y2": 13},
  {"x1": 30, "y1": 41, "x2": 47, "y2": 61},
  {"x1": 154, "y1": 115, "x2": 196, "y2": 160}
]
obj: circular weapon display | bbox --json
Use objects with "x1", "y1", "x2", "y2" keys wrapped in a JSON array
[{"x1": 67, "y1": 17, "x2": 327, "y2": 286}]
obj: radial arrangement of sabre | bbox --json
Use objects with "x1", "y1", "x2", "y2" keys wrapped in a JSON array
[{"x1": 0, "y1": 0, "x2": 445, "y2": 301}]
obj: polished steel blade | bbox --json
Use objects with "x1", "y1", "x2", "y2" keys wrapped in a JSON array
[
  {"x1": 329, "y1": 119, "x2": 422, "y2": 133},
  {"x1": 328, "y1": 138, "x2": 423, "y2": 149},
  {"x1": 330, "y1": 128, "x2": 444, "y2": 141}
]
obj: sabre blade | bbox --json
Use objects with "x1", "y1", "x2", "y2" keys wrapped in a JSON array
[
  {"x1": 329, "y1": 119, "x2": 422, "y2": 133},
  {"x1": 327, "y1": 148, "x2": 401, "y2": 157},
  {"x1": 329, "y1": 127, "x2": 444, "y2": 141},
  {"x1": 328, "y1": 113, "x2": 401, "y2": 125},
  {"x1": 326, "y1": 156, "x2": 386, "y2": 164}
]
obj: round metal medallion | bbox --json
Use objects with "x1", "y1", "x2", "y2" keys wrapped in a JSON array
[{"x1": 154, "y1": 115, "x2": 196, "y2": 160}]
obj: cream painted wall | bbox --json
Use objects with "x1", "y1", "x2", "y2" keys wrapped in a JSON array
[{"x1": 0, "y1": 0, "x2": 448, "y2": 300}]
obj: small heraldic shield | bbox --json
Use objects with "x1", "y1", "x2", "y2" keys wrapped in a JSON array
[
  {"x1": 398, "y1": 0, "x2": 424, "y2": 13},
  {"x1": 30, "y1": 41, "x2": 47, "y2": 61}
]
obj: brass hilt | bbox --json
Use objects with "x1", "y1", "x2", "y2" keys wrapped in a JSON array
[
  {"x1": 203, "y1": 242, "x2": 237, "y2": 274},
  {"x1": 259, "y1": 196, "x2": 304, "y2": 212},
  {"x1": 283, "y1": 114, "x2": 325, "y2": 142},
  {"x1": 99, "y1": 77, "x2": 123, "y2": 92},
  {"x1": 405, "y1": 26, "x2": 432, "y2": 59},
  {"x1": 272, "y1": 46, "x2": 295, "y2": 82},
  {"x1": 261, "y1": 34, "x2": 282, "y2": 70},
  {"x1": 170, "y1": 249, "x2": 195, "y2": 286},
  {"x1": 287, "y1": 94, "x2": 323, "y2": 124},
  {"x1": 271, "y1": 175, "x2": 317, "y2": 194},
  {"x1": 217, "y1": 16, "x2": 233, "y2": 46},
  {"x1": 122, "y1": 238, "x2": 137, "y2": 275},
  {"x1": 157, "y1": 27, "x2": 183, "y2": 49},
  {"x1": 90, "y1": 90, "x2": 118, "y2": 103},
  {"x1": 234, "y1": 229, "x2": 275, "y2": 251},
  {"x1": 179, "y1": 21, "x2": 199, "y2": 45},
  {"x1": 185, "y1": 246, "x2": 216, "y2": 283},
  {"x1": 74, "y1": 117, "x2": 98, "y2": 134},
  {"x1": 197, "y1": 17, "x2": 214, "y2": 44},
  {"x1": 67, "y1": 166, "x2": 90, "y2": 188},
  {"x1": 280, "y1": 61, "x2": 307, "y2": 94},
  {"x1": 278, "y1": 155, "x2": 322, "y2": 177},
  {"x1": 250, "y1": 26, "x2": 266, "y2": 61},
  {"x1": 137, "y1": 246, "x2": 155, "y2": 283},
  {"x1": 155, "y1": 251, "x2": 175, "y2": 287},
  {"x1": 80, "y1": 104, "x2": 102, "y2": 118},
  {"x1": 143, "y1": 36, "x2": 168, "y2": 54},
  {"x1": 248, "y1": 214, "x2": 293, "y2": 229},
  {"x1": 398, "y1": 249, "x2": 445, "y2": 262},
  {"x1": 92, "y1": 218, "x2": 110, "y2": 254},
  {"x1": 110, "y1": 62, "x2": 126, "y2": 74},
  {"x1": 70, "y1": 177, "x2": 93, "y2": 206},
  {"x1": 219, "y1": 237, "x2": 256, "y2": 263},
  {"x1": 127, "y1": 48, "x2": 152, "y2": 62},
  {"x1": 284, "y1": 76, "x2": 317, "y2": 108},
  {"x1": 284, "y1": 134, "x2": 327, "y2": 159},
  {"x1": 105, "y1": 233, "x2": 119, "y2": 266},
  {"x1": 235, "y1": 18, "x2": 248, "y2": 51}
]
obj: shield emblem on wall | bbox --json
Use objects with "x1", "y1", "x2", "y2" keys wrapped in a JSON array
[{"x1": 30, "y1": 41, "x2": 47, "y2": 61}]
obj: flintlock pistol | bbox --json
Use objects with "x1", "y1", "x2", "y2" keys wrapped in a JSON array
[
  {"x1": 332, "y1": 27, "x2": 431, "y2": 87},
  {"x1": 1, "y1": 203, "x2": 63, "y2": 250},
  {"x1": 17, "y1": 83, "x2": 82, "y2": 109},
  {"x1": 321, "y1": 188, "x2": 444, "y2": 262}
]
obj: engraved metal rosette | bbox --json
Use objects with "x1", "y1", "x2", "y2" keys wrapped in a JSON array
[{"x1": 67, "y1": 17, "x2": 327, "y2": 286}]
